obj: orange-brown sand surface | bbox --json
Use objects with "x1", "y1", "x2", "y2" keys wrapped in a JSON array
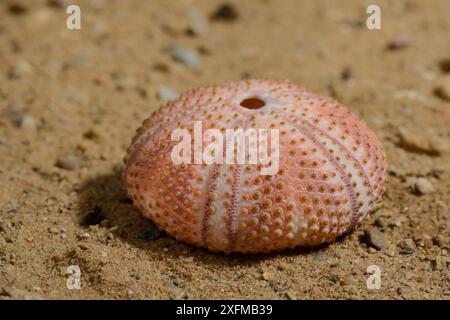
[{"x1": 0, "y1": 0, "x2": 449, "y2": 299}]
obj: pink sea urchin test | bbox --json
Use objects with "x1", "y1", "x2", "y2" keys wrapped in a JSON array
[{"x1": 123, "y1": 80, "x2": 387, "y2": 253}]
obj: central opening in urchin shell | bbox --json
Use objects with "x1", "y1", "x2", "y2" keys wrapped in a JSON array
[{"x1": 240, "y1": 97, "x2": 266, "y2": 109}]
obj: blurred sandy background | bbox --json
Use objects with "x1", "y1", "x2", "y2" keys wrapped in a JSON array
[{"x1": 0, "y1": 0, "x2": 449, "y2": 299}]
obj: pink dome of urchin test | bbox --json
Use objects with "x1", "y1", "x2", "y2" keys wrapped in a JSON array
[{"x1": 123, "y1": 79, "x2": 387, "y2": 253}]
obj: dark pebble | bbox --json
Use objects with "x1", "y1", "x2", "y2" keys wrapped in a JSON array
[
  {"x1": 399, "y1": 247, "x2": 414, "y2": 255},
  {"x1": 438, "y1": 58, "x2": 450, "y2": 73},
  {"x1": 374, "y1": 217, "x2": 385, "y2": 228},
  {"x1": 364, "y1": 227, "x2": 386, "y2": 250},
  {"x1": 340, "y1": 66, "x2": 352, "y2": 81},
  {"x1": 47, "y1": 0, "x2": 68, "y2": 9},
  {"x1": 82, "y1": 206, "x2": 106, "y2": 227},
  {"x1": 138, "y1": 221, "x2": 163, "y2": 241},
  {"x1": 210, "y1": 3, "x2": 239, "y2": 22},
  {"x1": 330, "y1": 275, "x2": 339, "y2": 284},
  {"x1": 8, "y1": 2, "x2": 28, "y2": 15},
  {"x1": 397, "y1": 287, "x2": 403, "y2": 295}
]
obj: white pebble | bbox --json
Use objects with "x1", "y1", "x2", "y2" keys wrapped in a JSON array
[
  {"x1": 156, "y1": 85, "x2": 178, "y2": 102},
  {"x1": 167, "y1": 45, "x2": 200, "y2": 69},
  {"x1": 414, "y1": 178, "x2": 434, "y2": 195}
]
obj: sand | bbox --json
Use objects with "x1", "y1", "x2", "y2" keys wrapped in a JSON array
[{"x1": 0, "y1": 0, "x2": 449, "y2": 300}]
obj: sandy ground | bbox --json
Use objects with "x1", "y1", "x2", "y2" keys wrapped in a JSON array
[{"x1": 0, "y1": 0, "x2": 449, "y2": 300}]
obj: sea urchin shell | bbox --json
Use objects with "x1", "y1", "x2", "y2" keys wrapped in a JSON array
[{"x1": 123, "y1": 79, "x2": 387, "y2": 253}]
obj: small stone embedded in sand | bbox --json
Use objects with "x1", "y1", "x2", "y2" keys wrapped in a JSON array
[
  {"x1": 13, "y1": 115, "x2": 37, "y2": 131},
  {"x1": 313, "y1": 251, "x2": 328, "y2": 261},
  {"x1": 387, "y1": 35, "x2": 412, "y2": 50},
  {"x1": 66, "y1": 51, "x2": 93, "y2": 69},
  {"x1": 438, "y1": 58, "x2": 450, "y2": 73},
  {"x1": 1, "y1": 287, "x2": 42, "y2": 300},
  {"x1": 9, "y1": 60, "x2": 34, "y2": 79},
  {"x1": 210, "y1": 3, "x2": 239, "y2": 22},
  {"x1": 398, "y1": 239, "x2": 415, "y2": 254},
  {"x1": 8, "y1": 1, "x2": 29, "y2": 15},
  {"x1": 374, "y1": 217, "x2": 385, "y2": 228},
  {"x1": 342, "y1": 285, "x2": 358, "y2": 296},
  {"x1": 285, "y1": 291, "x2": 297, "y2": 300},
  {"x1": 396, "y1": 127, "x2": 446, "y2": 156},
  {"x1": 340, "y1": 66, "x2": 352, "y2": 81},
  {"x1": 167, "y1": 45, "x2": 200, "y2": 69},
  {"x1": 186, "y1": 7, "x2": 208, "y2": 36},
  {"x1": 47, "y1": 0, "x2": 69, "y2": 9},
  {"x1": 433, "y1": 76, "x2": 450, "y2": 101},
  {"x1": 434, "y1": 256, "x2": 450, "y2": 271},
  {"x1": 413, "y1": 177, "x2": 435, "y2": 195},
  {"x1": 113, "y1": 73, "x2": 137, "y2": 91},
  {"x1": 56, "y1": 155, "x2": 80, "y2": 171},
  {"x1": 364, "y1": 227, "x2": 387, "y2": 250},
  {"x1": 156, "y1": 85, "x2": 178, "y2": 102},
  {"x1": 432, "y1": 235, "x2": 445, "y2": 247}
]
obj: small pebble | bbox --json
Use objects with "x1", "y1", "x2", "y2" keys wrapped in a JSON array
[
  {"x1": 368, "y1": 247, "x2": 377, "y2": 253},
  {"x1": 13, "y1": 115, "x2": 37, "y2": 131},
  {"x1": 387, "y1": 35, "x2": 412, "y2": 50},
  {"x1": 396, "y1": 127, "x2": 443, "y2": 156},
  {"x1": 167, "y1": 45, "x2": 200, "y2": 69},
  {"x1": 397, "y1": 287, "x2": 403, "y2": 295},
  {"x1": 181, "y1": 256, "x2": 194, "y2": 263},
  {"x1": 374, "y1": 217, "x2": 385, "y2": 228},
  {"x1": 156, "y1": 85, "x2": 178, "y2": 102},
  {"x1": 126, "y1": 289, "x2": 134, "y2": 299},
  {"x1": 413, "y1": 178, "x2": 434, "y2": 195},
  {"x1": 48, "y1": 0, "x2": 69, "y2": 9},
  {"x1": 186, "y1": 7, "x2": 208, "y2": 36},
  {"x1": 210, "y1": 3, "x2": 239, "y2": 22},
  {"x1": 364, "y1": 227, "x2": 386, "y2": 250},
  {"x1": 285, "y1": 291, "x2": 296, "y2": 300},
  {"x1": 399, "y1": 247, "x2": 414, "y2": 255},
  {"x1": 342, "y1": 285, "x2": 358, "y2": 295},
  {"x1": 56, "y1": 155, "x2": 80, "y2": 171},
  {"x1": 386, "y1": 250, "x2": 395, "y2": 257},
  {"x1": 403, "y1": 272, "x2": 414, "y2": 280},
  {"x1": 433, "y1": 76, "x2": 450, "y2": 101},
  {"x1": 434, "y1": 256, "x2": 450, "y2": 271},
  {"x1": 438, "y1": 58, "x2": 450, "y2": 73},
  {"x1": 313, "y1": 251, "x2": 328, "y2": 261},
  {"x1": 114, "y1": 74, "x2": 137, "y2": 91},
  {"x1": 432, "y1": 235, "x2": 445, "y2": 247},
  {"x1": 9, "y1": 60, "x2": 33, "y2": 79},
  {"x1": 340, "y1": 66, "x2": 352, "y2": 81},
  {"x1": 261, "y1": 271, "x2": 273, "y2": 281},
  {"x1": 66, "y1": 51, "x2": 92, "y2": 69},
  {"x1": 400, "y1": 238, "x2": 416, "y2": 249},
  {"x1": 77, "y1": 232, "x2": 91, "y2": 240},
  {"x1": 1, "y1": 287, "x2": 42, "y2": 300},
  {"x1": 8, "y1": 1, "x2": 28, "y2": 15},
  {"x1": 330, "y1": 275, "x2": 339, "y2": 284}
]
